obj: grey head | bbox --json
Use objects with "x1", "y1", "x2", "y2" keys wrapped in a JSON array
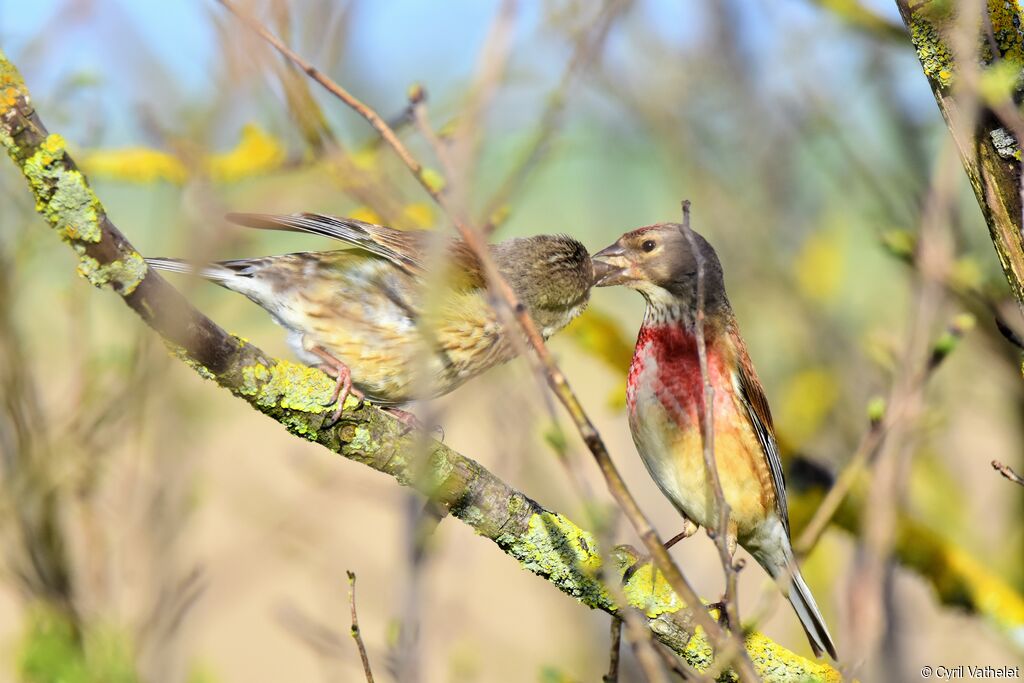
[{"x1": 591, "y1": 223, "x2": 728, "y2": 312}]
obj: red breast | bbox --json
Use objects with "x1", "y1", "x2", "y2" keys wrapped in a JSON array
[{"x1": 627, "y1": 319, "x2": 734, "y2": 428}]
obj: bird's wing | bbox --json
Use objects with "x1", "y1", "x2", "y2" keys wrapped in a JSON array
[
  {"x1": 732, "y1": 340, "x2": 790, "y2": 536},
  {"x1": 226, "y1": 212, "x2": 430, "y2": 275}
]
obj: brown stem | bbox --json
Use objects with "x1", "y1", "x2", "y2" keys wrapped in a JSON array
[
  {"x1": 346, "y1": 571, "x2": 375, "y2": 683},
  {"x1": 991, "y1": 460, "x2": 1024, "y2": 487},
  {"x1": 679, "y1": 201, "x2": 743, "y2": 639},
  {"x1": 603, "y1": 617, "x2": 622, "y2": 683}
]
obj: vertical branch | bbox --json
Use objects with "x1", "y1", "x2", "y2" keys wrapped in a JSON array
[
  {"x1": 896, "y1": 0, "x2": 1024, "y2": 314},
  {"x1": 679, "y1": 201, "x2": 742, "y2": 634},
  {"x1": 347, "y1": 571, "x2": 375, "y2": 683},
  {"x1": 603, "y1": 617, "x2": 622, "y2": 683}
]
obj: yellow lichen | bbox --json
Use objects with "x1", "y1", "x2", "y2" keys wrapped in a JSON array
[
  {"x1": 907, "y1": 9, "x2": 955, "y2": 88},
  {"x1": 0, "y1": 49, "x2": 29, "y2": 112},
  {"x1": 682, "y1": 629, "x2": 841, "y2": 682},
  {"x1": 614, "y1": 548, "x2": 686, "y2": 618},
  {"x1": 498, "y1": 511, "x2": 611, "y2": 609}
]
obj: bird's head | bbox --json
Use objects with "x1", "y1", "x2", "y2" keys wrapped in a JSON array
[
  {"x1": 591, "y1": 223, "x2": 727, "y2": 309},
  {"x1": 494, "y1": 235, "x2": 595, "y2": 336}
]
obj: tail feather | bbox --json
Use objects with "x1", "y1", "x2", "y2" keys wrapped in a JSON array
[
  {"x1": 787, "y1": 567, "x2": 838, "y2": 661},
  {"x1": 146, "y1": 257, "x2": 256, "y2": 283}
]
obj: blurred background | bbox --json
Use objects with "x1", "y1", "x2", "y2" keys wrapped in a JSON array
[{"x1": 1, "y1": 0, "x2": 1022, "y2": 681}]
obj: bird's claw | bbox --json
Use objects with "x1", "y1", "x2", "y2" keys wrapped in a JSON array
[{"x1": 314, "y1": 353, "x2": 363, "y2": 426}]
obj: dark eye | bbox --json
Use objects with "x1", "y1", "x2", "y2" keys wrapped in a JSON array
[{"x1": 641, "y1": 239, "x2": 656, "y2": 252}]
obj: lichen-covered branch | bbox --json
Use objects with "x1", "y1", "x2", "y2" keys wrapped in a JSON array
[
  {"x1": 0, "y1": 50, "x2": 841, "y2": 681},
  {"x1": 896, "y1": 0, "x2": 1024, "y2": 311}
]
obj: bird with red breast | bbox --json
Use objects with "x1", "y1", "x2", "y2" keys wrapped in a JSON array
[{"x1": 591, "y1": 221, "x2": 837, "y2": 660}]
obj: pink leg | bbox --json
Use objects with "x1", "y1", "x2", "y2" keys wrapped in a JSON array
[{"x1": 310, "y1": 346, "x2": 363, "y2": 423}]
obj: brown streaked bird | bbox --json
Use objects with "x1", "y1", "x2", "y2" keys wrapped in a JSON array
[
  {"x1": 148, "y1": 213, "x2": 595, "y2": 419},
  {"x1": 592, "y1": 223, "x2": 837, "y2": 660}
]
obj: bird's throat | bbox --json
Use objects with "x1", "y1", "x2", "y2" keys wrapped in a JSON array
[{"x1": 626, "y1": 304, "x2": 730, "y2": 422}]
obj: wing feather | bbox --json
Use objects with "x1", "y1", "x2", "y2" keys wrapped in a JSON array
[
  {"x1": 226, "y1": 212, "x2": 429, "y2": 274},
  {"x1": 732, "y1": 341, "x2": 790, "y2": 535}
]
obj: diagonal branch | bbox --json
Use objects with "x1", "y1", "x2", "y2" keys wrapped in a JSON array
[{"x1": 0, "y1": 49, "x2": 841, "y2": 681}]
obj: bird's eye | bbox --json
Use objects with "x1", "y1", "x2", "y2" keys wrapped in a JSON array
[{"x1": 641, "y1": 239, "x2": 656, "y2": 252}]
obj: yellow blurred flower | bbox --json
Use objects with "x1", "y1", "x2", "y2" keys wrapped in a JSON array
[
  {"x1": 795, "y1": 230, "x2": 844, "y2": 303},
  {"x1": 80, "y1": 147, "x2": 187, "y2": 184},
  {"x1": 348, "y1": 206, "x2": 383, "y2": 225},
  {"x1": 775, "y1": 367, "x2": 839, "y2": 449},
  {"x1": 401, "y1": 202, "x2": 434, "y2": 228},
  {"x1": 206, "y1": 123, "x2": 286, "y2": 182}
]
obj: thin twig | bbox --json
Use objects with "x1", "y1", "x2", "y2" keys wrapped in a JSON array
[
  {"x1": 794, "y1": 305, "x2": 972, "y2": 557},
  {"x1": 481, "y1": 0, "x2": 628, "y2": 232},
  {"x1": 992, "y1": 460, "x2": 1024, "y2": 487},
  {"x1": 448, "y1": 0, "x2": 518, "y2": 214},
  {"x1": 347, "y1": 571, "x2": 375, "y2": 683},
  {"x1": 679, "y1": 201, "x2": 742, "y2": 636},
  {"x1": 603, "y1": 617, "x2": 622, "y2": 683},
  {"x1": 214, "y1": 2, "x2": 756, "y2": 677}
]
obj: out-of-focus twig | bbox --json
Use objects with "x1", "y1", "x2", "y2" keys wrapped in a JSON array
[
  {"x1": 603, "y1": 617, "x2": 622, "y2": 683},
  {"x1": 991, "y1": 460, "x2": 1024, "y2": 487},
  {"x1": 448, "y1": 0, "x2": 518, "y2": 216},
  {"x1": 680, "y1": 200, "x2": 743, "y2": 638},
  {"x1": 807, "y1": 0, "x2": 907, "y2": 42},
  {"x1": 347, "y1": 571, "x2": 375, "y2": 683},
  {"x1": 481, "y1": 0, "x2": 629, "y2": 232}
]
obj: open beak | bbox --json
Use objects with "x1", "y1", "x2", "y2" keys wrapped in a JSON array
[{"x1": 591, "y1": 242, "x2": 630, "y2": 287}]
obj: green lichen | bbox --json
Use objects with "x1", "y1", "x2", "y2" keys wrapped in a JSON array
[
  {"x1": 908, "y1": 1, "x2": 1024, "y2": 90},
  {"x1": 986, "y1": 0, "x2": 1024, "y2": 63},
  {"x1": 498, "y1": 511, "x2": 611, "y2": 609},
  {"x1": 347, "y1": 424, "x2": 382, "y2": 454},
  {"x1": 76, "y1": 252, "x2": 148, "y2": 295},
  {"x1": 22, "y1": 134, "x2": 103, "y2": 244},
  {"x1": 907, "y1": 8, "x2": 955, "y2": 88},
  {"x1": 237, "y1": 360, "x2": 334, "y2": 412}
]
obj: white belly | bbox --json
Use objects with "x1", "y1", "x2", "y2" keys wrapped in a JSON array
[{"x1": 628, "y1": 360, "x2": 715, "y2": 529}]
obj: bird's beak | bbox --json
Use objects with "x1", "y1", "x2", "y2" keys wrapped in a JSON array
[{"x1": 591, "y1": 242, "x2": 630, "y2": 287}]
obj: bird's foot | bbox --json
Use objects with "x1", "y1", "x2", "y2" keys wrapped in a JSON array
[
  {"x1": 664, "y1": 518, "x2": 699, "y2": 550},
  {"x1": 311, "y1": 348, "x2": 363, "y2": 425},
  {"x1": 619, "y1": 524, "x2": 697, "y2": 585}
]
